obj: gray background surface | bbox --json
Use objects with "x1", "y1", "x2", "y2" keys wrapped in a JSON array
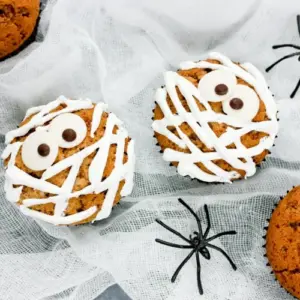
[{"x1": 95, "y1": 285, "x2": 131, "y2": 300}]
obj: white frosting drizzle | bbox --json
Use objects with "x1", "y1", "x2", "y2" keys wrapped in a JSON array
[
  {"x1": 23, "y1": 105, "x2": 46, "y2": 120},
  {"x1": 5, "y1": 96, "x2": 94, "y2": 144},
  {"x1": 19, "y1": 206, "x2": 98, "y2": 226},
  {"x1": 91, "y1": 102, "x2": 108, "y2": 138},
  {"x1": 2, "y1": 96, "x2": 135, "y2": 225},
  {"x1": 152, "y1": 52, "x2": 279, "y2": 183},
  {"x1": 3, "y1": 143, "x2": 24, "y2": 202}
]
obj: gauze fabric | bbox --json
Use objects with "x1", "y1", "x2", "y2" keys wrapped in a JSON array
[{"x1": 0, "y1": 0, "x2": 300, "y2": 299}]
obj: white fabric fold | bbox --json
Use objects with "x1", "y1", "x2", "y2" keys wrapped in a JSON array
[{"x1": 0, "y1": 0, "x2": 299, "y2": 299}]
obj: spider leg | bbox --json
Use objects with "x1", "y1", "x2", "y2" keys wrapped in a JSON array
[
  {"x1": 272, "y1": 44, "x2": 300, "y2": 50},
  {"x1": 206, "y1": 243, "x2": 237, "y2": 270},
  {"x1": 196, "y1": 250, "x2": 204, "y2": 295},
  {"x1": 203, "y1": 204, "x2": 211, "y2": 239},
  {"x1": 155, "y1": 219, "x2": 191, "y2": 244},
  {"x1": 297, "y1": 15, "x2": 300, "y2": 37},
  {"x1": 265, "y1": 51, "x2": 300, "y2": 72},
  {"x1": 178, "y1": 198, "x2": 203, "y2": 236},
  {"x1": 290, "y1": 78, "x2": 300, "y2": 98},
  {"x1": 171, "y1": 248, "x2": 197, "y2": 283},
  {"x1": 199, "y1": 247, "x2": 211, "y2": 260},
  {"x1": 155, "y1": 239, "x2": 193, "y2": 249},
  {"x1": 206, "y1": 230, "x2": 237, "y2": 243}
]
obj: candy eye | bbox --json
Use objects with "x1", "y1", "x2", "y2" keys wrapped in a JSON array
[
  {"x1": 49, "y1": 113, "x2": 87, "y2": 148},
  {"x1": 21, "y1": 131, "x2": 58, "y2": 171},
  {"x1": 198, "y1": 69, "x2": 237, "y2": 102},
  {"x1": 222, "y1": 85, "x2": 260, "y2": 122}
]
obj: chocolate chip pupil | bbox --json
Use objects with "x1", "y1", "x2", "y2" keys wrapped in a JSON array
[
  {"x1": 215, "y1": 84, "x2": 228, "y2": 96},
  {"x1": 37, "y1": 144, "x2": 50, "y2": 157},
  {"x1": 229, "y1": 98, "x2": 244, "y2": 110},
  {"x1": 62, "y1": 129, "x2": 77, "y2": 142}
]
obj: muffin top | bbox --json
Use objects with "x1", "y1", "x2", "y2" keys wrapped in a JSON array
[
  {"x1": 266, "y1": 186, "x2": 300, "y2": 299},
  {"x1": 2, "y1": 96, "x2": 135, "y2": 225},
  {"x1": 0, "y1": 0, "x2": 40, "y2": 59},
  {"x1": 152, "y1": 52, "x2": 278, "y2": 183}
]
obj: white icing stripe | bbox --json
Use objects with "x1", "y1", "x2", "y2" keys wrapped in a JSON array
[
  {"x1": 170, "y1": 72, "x2": 250, "y2": 174},
  {"x1": 3, "y1": 97, "x2": 135, "y2": 225},
  {"x1": 18, "y1": 152, "x2": 133, "y2": 208},
  {"x1": 42, "y1": 139, "x2": 103, "y2": 181},
  {"x1": 241, "y1": 63, "x2": 277, "y2": 117},
  {"x1": 180, "y1": 53, "x2": 277, "y2": 121},
  {"x1": 2, "y1": 143, "x2": 19, "y2": 160},
  {"x1": 3, "y1": 142, "x2": 24, "y2": 202},
  {"x1": 19, "y1": 205, "x2": 98, "y2": 225},
  {"x1": 121, "y1": 139, "x2": 135, "y2": 196},
  {"x1": 24, "y1": 104, "x2": 47, "y2": 120},
  {"x1": 22, "y1": 197, "x2": 60, "y2": 207},
  {"x1": 234, "y1": 138, "x2": 255, "y2": 179},
  {"x1": 91, "y1": 103, "x2": 108, "y2": 138},
  {"x1": 88, "y1": 113, "x2": 117, "y2": 185},
  {"x1": 4, "y1": 179, "x2": 23, "y2": 203},
  {"x1": 153, "y1": 52, "x2": 278, "y2": 182},
  {"x1": 95, "y1": 131, "x2": 126, "y2": 220},
  {"x1": 5, "y1": 96, "x2": 94, "y2": 144},
  {"x1": 7, "y1": 166, "x2": 62, "y2": 194}
]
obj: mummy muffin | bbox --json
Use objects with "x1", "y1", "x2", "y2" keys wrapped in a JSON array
[
  {"x1": 266, "y1": 187, "x2": 300, "y2": 299},
  {"x1": 2, "y1": 96, "x2": 135, "y2": 225},
  {"x1": 152, "y1": 52, "x2": 278, "y2": 183},
  {"x1": 0, "y1": 0, "x2": 40, "y2": 60}
]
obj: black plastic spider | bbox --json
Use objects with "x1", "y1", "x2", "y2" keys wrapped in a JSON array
[
  {"x1": 266, "y1": 15, "x2": 300, "y2": 98},
  {"x1": 155, "y1": 198, "x2": 237, "y2": 296}
]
